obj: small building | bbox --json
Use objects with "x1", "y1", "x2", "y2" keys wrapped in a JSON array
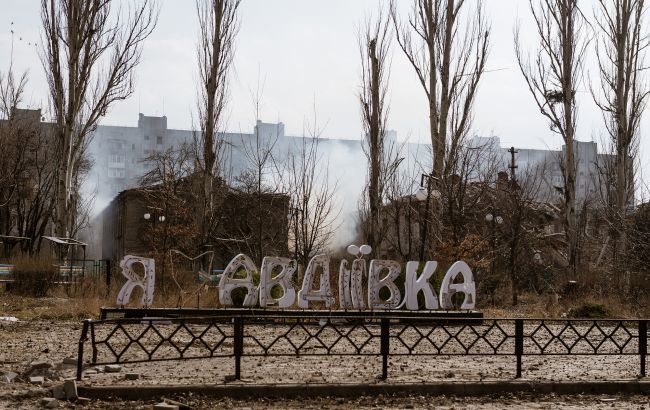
[{"x1": 99, "y1": 181, "x2": 290, "y2": 268}]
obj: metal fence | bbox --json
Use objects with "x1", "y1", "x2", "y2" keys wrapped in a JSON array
[
  {"x1": 76, "y1": 311, "x2": 648, "y2": 381},
  {"x1": 0, "y1": 259, "x2": 111, "y2": 289},
  {"x1": 59, "y1": 259, "x2": 111, "y2": 284}
]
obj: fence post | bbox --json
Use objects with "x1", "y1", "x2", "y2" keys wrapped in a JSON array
[
  {"x1": 76, "y1": 320, "x2": 90, "y2": 381},
  {"x1": 515, "y1": 319, "x2": 523, "y2": 378},
  {"x1": 640, "y1": 320, "x2": 647, "y2": 377},
  {"x1": 380, "y1": 318, "x2": 390, "y2": 380},
  {"x1": 105, "y1": 260, "x2": 111, "y2": 288},
  {"x1": 234, "y1": 316, "x2": 244, "y2": 380}
]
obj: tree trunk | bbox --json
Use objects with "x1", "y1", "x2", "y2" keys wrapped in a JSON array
[
  {"x1": 564, "y1": 138, "x2": 577, "y2": 271},
  {"x1": 56, "y1": 129, "x2": 73, "y2": 239},
  {"x1": 368, "y1": 38, "x2": 381, "y2": 258},
  {"x1": 562, "y1": 1, "x2": 578, "y2": 273}
]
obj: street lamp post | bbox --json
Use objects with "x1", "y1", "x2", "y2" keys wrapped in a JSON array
[
  {"x1": 288, "y1": 206, "x2": 302, "y2": 281},
  {"x1": 144, "y1": 208, "x2": 166, "y2": 287},
  {"x1": 485, "y1": 211, "x2": 503, "y2": 275},
  {"x1": 415, "y1": 173, "x2": 441, "y2": 261}
]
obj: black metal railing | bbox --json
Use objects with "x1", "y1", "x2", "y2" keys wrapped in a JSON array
[
  {"x1": 76, "y1": 312, "x2": 648, "y2": 382},
  {"x1": 59, "y1": 259, "x2": 111, "y2": 284}
]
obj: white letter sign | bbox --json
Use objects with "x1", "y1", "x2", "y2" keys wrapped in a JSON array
[
  {"x1": 368, "y1": 260, "x2": 402, "y2": 309},
  {"x1": 115, "y1": 247, "x2": 479, "y2": 312},
  {"x1": 298, "y1": 254, "x2": 335, "y2": 308},
  {"x1": 259, "y1": 257, "x2": 296, "y2": 308},
  {"x1": 338, "y1": 258, "x2": 366, "y2": 310},
  {"x1": 116, "y1": 255, "x2": 156, "y2": 307},
  {"x1": 219, "y1": 254, "x2": 259, "y2": 307},
  {"x1": 439, "y1": 261, "x2": 476, "y2": 310},
  {"x1": 404, "y1": 261, "x2": 439, "y2": 310}
]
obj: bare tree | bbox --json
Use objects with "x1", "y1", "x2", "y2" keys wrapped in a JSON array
[
  {"x1": 232, "y1": 83, "x2": 284, "y2": 263},
  {"x1": 359, "y1": 12, "x2": 394, "y2": 257},
  {"x1": 592, "y1": 0, "x2": 648, "y2": 264},
  {"x1": 286, "y1": 111, "x2": 340, "y2": 271},
  {"x1": 194, "y1": 0, "x2": 241, "y2": 247},
  {"x1": 502, "y1": 164, "x2": 550, "y2": 306},
  {"x1": 0, "y1": 71, "x2": 57, "y2": 255},
  {"x1": 40, "y1": 0, "x2": 158, "y2": 239},
  {"x1": 384, "y1": 160, "x2": 421, "y2": 261},
  {"x1": 238, "y1": 80, "x2": 280, "y2": 193},
  {"x1": 440, "y1": 140, "x2": 500, "y2": 254},
  {"x1": 0, "y1": 69, "x2": 28, "y2": 210},
  {"x1": 0, "y1": 71, "x2": 27, "y2": 124},
  {"x1": 515, "y1": 0, "x2": 588, "y2": 272},
  {"x1": 139, "y1": 145, "x2": 198, "y2": 275},
  {"x1": 390, "y1": 0, "x2": 490, "y2": 185}
]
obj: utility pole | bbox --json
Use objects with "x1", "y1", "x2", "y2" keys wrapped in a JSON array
[
  {"x1": 508, "y1": 146, "x2": 519, "y2": 306},
  {"x1": 508, "y1": 147, "x2": 518, "y2": 186}
]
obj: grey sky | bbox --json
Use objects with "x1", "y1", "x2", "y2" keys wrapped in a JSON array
[{"x1": 1, "y1": 0, "x2": 649, "y2": 192}]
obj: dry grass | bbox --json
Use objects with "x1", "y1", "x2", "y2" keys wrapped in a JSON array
[
  {"x1": 481, "y1": 291, "x2": 649, "y2": 319},
  {"x1": 10, "y1": 255, "x2": 59, "y2": 297},
  {"x1": 0, "y1": 266, "x2": 226, "y2": 319},
  {"x1": 1, "y1": 262, "x2": 649, "y2": 320}
]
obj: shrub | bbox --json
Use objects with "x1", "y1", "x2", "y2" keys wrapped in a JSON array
[
  {"x1": 567, "y1": 303, "x2": 609, "y2": 319},
  {"x1": 11, "y1": 256, "x2": 58, "y2": 297}
]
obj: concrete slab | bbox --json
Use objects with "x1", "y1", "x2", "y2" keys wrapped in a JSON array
[
  {"x1": 77, "y1": 380, "x2": 650, "y2": 401},
  {"x1": 104, "y1": 365, "x2": 122, "y2": 373},
  {"x1": 29, "y1": 376, "x2": 44, "y2": 385},
  {"x1": 152, "y1": 403, "x2": 179, "y2": 410},
  {"x1": 64, "y1": 379, "x2": 78, "y2": 399},
  {"x1": 63, "y1": 357, "x2": 77, "y2": 366},
  {"x1": 2, "y1": 371, "x2": 18, "y2": 383},
  {"x1": 52, "y1": 384, "x2": 65, "y2": 399}
]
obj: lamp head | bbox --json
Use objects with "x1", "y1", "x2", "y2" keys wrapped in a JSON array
[{"x1": 415, "y1": 187, "x2": 428, "y2": 201}]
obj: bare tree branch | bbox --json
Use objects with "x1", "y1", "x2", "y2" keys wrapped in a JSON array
[
  {"x1": 194, "y1": 0, "x2": 240, "y2": 248},
  {"x1": 514, "y1": 0, "x2": 587, "y2": 272},
  {"x1": 40, "y1": 0, "x2": 158, "y2": 238},
  {"x1": 359, "y1": 10, "x2": 394, "y2": 257},
  {"x1": 390, "y1": 0, "x2": 490, "y2": 184},
  {"x1": 592, "y1": 0, "x2": 648, "y2": 265}
]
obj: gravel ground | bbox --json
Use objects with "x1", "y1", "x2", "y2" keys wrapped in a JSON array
[
  {"x1": 1, "y1": 320, "x2": 649, "y2": 409},
  {"x1": 1, "y1": 391, "x2": 650, "y2": 409}
]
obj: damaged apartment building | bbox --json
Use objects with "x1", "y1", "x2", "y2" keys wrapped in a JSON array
[
  {"x1": 85, "y1": 113, "x2": 369, "y2": 260},
  {"x1": 5, "y1": 111, "x2": 622, "y2": 262}
]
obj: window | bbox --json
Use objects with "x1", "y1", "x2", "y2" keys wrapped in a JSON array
[
  {"x1": 144, "y1": 135, "x2": 150, "y2": 140},
  {"x1": 132, "y1": 144, "x2": 135, "y2": 151},
  {"x1": 156, "y1": 135, "x2": 163, "y2": 144},
  {"x1": 109, "y1": 139, "x2": 125, "y2": 151},
  {"x1": 108, "y1": 168, "x2": 125, "y2": 178},
  {"x1": 108, "y1": 155, "x2": 125, "y2": 168}
]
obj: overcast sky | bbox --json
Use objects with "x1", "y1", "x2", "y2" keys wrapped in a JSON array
[{"x1": 1, "y1": 0, "x2": 649, "y2": 191}]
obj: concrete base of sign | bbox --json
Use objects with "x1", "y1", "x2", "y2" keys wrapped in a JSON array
[
  {"x1": 99, "y1": 306, "x2": 484, "y2": 321},
  {"x1": 77, "y1": 380, "x2": 650, "y2": 401}
]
